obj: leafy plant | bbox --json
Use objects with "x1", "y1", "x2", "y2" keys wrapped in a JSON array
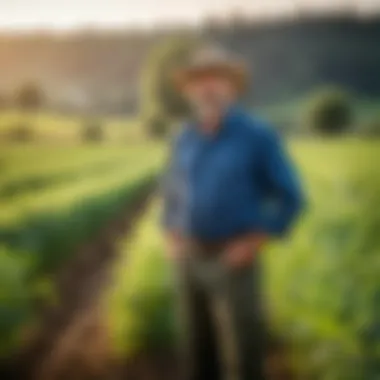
[{"x1": 304, "y1": 87, "x2": 353, "y2": 135}]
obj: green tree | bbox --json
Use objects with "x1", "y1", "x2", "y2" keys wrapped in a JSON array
[
  {"x1": 0, "y1": 93, "x2": 7, "y2": 109},
  {"x1": 81, "y1": 120, "x2": 104, "y2": 143},
  {"x1": 7, "y1": 122, "x2": 35, "y2": 142},
  {"x1": 141, "y1": 36, "x2": 199, "y2": 136},
  {"x1": 144, "y1": 112, "x2": 170, "y2": 139},
  {"x1": 305, "y1": 87, "x2": 353, "y2": 135},
  {"x1": 11, "y1": 83, "x2": 44, "y2": 142},
  {"x1": 14, "y1": 82, "x2": 44, "y2": 111}
]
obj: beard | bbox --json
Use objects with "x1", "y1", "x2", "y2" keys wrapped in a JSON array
[{"x1": 190, "y1": 94, "x2": 230, "y2": 122}]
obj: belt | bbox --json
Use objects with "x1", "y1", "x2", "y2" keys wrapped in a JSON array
[{"x1": 187, "y1": 238, "x2": 228, "y2": 254}]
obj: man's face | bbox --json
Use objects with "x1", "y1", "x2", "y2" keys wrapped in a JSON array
[{"x1": 182, "y1": 73, "x2": 237, "y2": 118}]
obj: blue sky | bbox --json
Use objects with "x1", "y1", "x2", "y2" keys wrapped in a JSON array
[{"x1": 0, "y1": 0, "x2": 379, "y2": 30}]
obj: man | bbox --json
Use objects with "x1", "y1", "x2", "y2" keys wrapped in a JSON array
[{"x1": 162, "y1": 44, "x2": 304, "y2": 380}]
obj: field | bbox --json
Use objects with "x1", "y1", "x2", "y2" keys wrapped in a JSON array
[
  {"x1": 1, "y1": 11, "x2": 380, "y2": 379},
  {"x1": 106, "y1": 139, "x2": 380, "y2": 379},
  {"x1": 0, "y1": 110, "x2": 143, "y2": 143},
  {"x1": 0, "y1": 142, "x2": 165, "y2": 357},
  {"x1": 0, "y1": 135, "x2": 379, "y2": 379}
]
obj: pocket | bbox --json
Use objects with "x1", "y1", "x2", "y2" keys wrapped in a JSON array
[{"x1": 220, "y1": 252, "x2": 254, "y2": 279}]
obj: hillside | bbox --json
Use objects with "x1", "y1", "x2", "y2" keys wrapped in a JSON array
[{"x1": 0, "y1": 15, "x2": 379, "y2": 113}]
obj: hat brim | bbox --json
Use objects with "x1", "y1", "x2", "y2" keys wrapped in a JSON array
[{"x1": 173, "y1": 63, "x2": 248, "y2": 93}]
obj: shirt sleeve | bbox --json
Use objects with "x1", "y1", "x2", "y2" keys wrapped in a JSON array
[
  {"x1": 259, "y1": 127, "x2": 305, "y2": 236},
  {"x1": 160, "y1": 134, "x2": 183, "y2": 232},
  {"x1": 161, "y1": 162, "x2": 177, "y2": 230}
]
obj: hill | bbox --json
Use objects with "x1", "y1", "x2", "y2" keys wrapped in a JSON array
[{"x1": 0, "y1": 15, "x2": 379, "y2": 113}]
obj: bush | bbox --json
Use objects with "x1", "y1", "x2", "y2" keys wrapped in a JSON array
[
  {"x1": 305, "y1": 87, "x2": 353, "y2": 135},
  {"x1": 141, "y1": 37, "x2": 199, "y2": 121},
  {"x1": 144, "y1": 114, "x2": 170, "y2": 139},
  {"x1": 7, "y1": 123, "x2": 35, "y2": 142},
  {"x1": 0, "y1": 246, "x2": 36, "y2": 356},
  {"x1": 81, "y1": 121, "x2": 104, "y2": 142},
  {"x1": 14, "y1": 83, "x2": 44, "y2": 111}
]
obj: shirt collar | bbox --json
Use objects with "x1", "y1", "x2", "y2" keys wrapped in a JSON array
[{"x1": 191, "y1": 104, "x2": 241, "y2": 138}]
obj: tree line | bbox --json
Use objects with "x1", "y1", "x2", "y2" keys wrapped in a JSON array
[
  {"x1": 0, "y1": 15, "x2": 379, "y2": 114},
  {"x1": 141, "y1": 38, "x2": 380, "y2": 138}
]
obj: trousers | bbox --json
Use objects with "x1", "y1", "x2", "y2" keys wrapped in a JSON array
[{"x1": 176, "y1": 246, "x2": 266, "y2": 380}]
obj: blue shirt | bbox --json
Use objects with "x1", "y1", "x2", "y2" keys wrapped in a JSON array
[{"x1": 162, "y1": 107, "x2": 305, "y2": 241}]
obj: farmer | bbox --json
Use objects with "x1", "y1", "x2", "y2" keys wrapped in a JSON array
[{"x1": 162, "y1": 44, "x2": 304, "y2": 380}]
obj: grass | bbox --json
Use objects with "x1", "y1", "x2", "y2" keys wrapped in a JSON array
[
  {"x1": 0, "y1": 110, "x2": 144, "y2": 143},
  {"x1": 0, "y1": 141, "x2": 165, "y2": 356},
  {"x1": 106, "y1": 202, "x2": 174, "y2": 356},
  {"x1": 0, "y1": 145, "x2": 164, "y2": 227},
  {"x1": 0, "y1": 145, "x2": 159, "y2": 199}
]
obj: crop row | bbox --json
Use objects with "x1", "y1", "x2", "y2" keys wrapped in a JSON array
[{"x1": 0, "y1": 145, "x2": 165, "y2": 356}]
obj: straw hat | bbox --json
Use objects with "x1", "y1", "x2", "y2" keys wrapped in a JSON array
[{"x1": 174, "y1": 44, "x2": 248, "y2": 93}]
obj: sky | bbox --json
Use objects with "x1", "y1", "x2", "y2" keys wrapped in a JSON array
[{"x1": 0, "y1": 0, "x2": 379, "y2": 31}]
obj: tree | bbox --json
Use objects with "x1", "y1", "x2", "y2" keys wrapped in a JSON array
[
  {"x1": 7, "y1": 123, "x2": 35, "y2": 142},
  {"x1": 15, "y1": 82, "x2": 44, "y2": 111},
  {"x1": 10, "y1": 83, "x2": 44, "y2": 143},
  {"x1": 304, "y1": 87, "x2": 353, "y2": 135},
  {"x1": 141, "y1": 36, "x2": 199, "y2": 126},
  {"x1": 0, "y1": 93, "x2": 7, "y2": 109},
  {"x1": 144, "y1": 112, "x2": 171, "y2": 139},
  {"x1": 81, "y1": 120, "x2": 104, "y2": 143}
]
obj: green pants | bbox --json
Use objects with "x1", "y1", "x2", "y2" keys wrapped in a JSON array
[{"x1": 176, "y1": 249, "x2": 266, "y2": 380}]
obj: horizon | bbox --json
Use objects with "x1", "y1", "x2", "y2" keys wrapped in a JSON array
[{"x1": 0, "y1": 0, "x2": 379, "y2": 32}]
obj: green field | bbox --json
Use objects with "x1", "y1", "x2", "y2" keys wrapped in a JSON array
[
  {"x1": 0, "y1": 110, "x2": 143, "y2": 143},
  {"x1": 106, "y1": 139, "x2": 380, "y2": 379},
  {"x1": 0, "y1": 143, "x2": 165, "y2": 355},
  {"x1": 0, "y1": 136, "x2": 379, "y2": 379}
]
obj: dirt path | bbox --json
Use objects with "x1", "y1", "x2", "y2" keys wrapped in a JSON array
[{"x1": 9, "y1": 184, "x2": 155, "y2": 380}]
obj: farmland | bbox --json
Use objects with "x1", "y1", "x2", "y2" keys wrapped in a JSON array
[
  {"x1": 0, "y1": 142, "x2": 165, "y2": 357},
  {"x1": 0, "y1": 135, "x2": 379, "y2": 379},
  {"x1": 0, "y1": 111, "x2": 143, "y2": 143}
]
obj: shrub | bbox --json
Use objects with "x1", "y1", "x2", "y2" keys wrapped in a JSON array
[
  {"x1": 304, "y1": 87, "x2": 353, "y2": 135},
  {"x1": 14, "y1": 83, "x2": 44, "y2": 111},
  {"x1": 7, "y1": 123, "x2": 35, "y2": 142},
  {"x1": 144, "y1": 114, "x2": 170, "y2": 139},
  {"x1": 141, "y1": 37, "x2": 199, "y2": 121},
  {"x1": 0, "y1": 246, "x2": 36, "y2": 356},
  {"x1": 81, "y1": 121, "x2": 104, "y2": 142}
]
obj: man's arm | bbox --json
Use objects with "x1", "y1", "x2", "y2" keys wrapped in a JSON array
[
  {"x1": 260, "y1": 127, "x2": 305, "y2": 236},
  {"x1": 224, "y1": 125, "x2": 305, "y2": 268},
  {"x1": 161, "y1": 164, "x2": 177, "y2": 231},
  {"x1": 224, "y1": 126, "x2": 305, "y2": 268},
  {"x1": 161, "y1": 134, "x2": 185, "y2": 258}
]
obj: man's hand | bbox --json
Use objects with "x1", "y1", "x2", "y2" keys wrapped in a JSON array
[
  {"x1": 165, "y1": 231, "x2": 185, "y2": 260},
  {"x1": 223, "y1": 234, "x2": 267, "y2": 268}
]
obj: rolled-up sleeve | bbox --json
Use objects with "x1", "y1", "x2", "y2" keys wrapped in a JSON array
[
  {"x1": 161, "y1": 134, "x2": 185, "y2": 232},
  {"x1": 260, "y1": 128, "x2": 305, "y2": 236},
  {"x1": 161, "y1": 161, "x2": 179, "y2": 231}
]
